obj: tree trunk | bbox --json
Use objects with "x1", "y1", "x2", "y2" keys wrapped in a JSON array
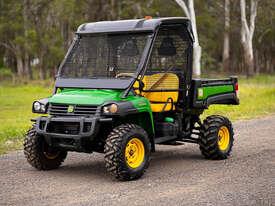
[
  {"x1": 174, "y1": 0, "x2": 201, "y2": 76},
  {"x1": 188, "y1": 0, "x2": 201, "y2": 76},
  {"x1": 193, "y1": 44, "x2": 201, "y2": 77},
  {"x1": 39, "y1": 66, "x2": 46, "y2": 80},
  {"x1": 254, "y1": 49, "x2": 260, "y2": 74},
  {"x1": 133, "y1": 2, "x2": 142, "y2": 18},
  {"x1": 223, "y1": 0, "x2": 230, "y2": 72},
  {"x1": 240, "y1": 0, "x2": 258, "y2": 77},
  {"x1": 61, "y1": 20, "x2": 70, "y2": 50},
  {"x1": 242, "y1": 41, "x2": 254, "y2": 77},
  {"x1": 24, "y1": 52, "x2": 32, "y2": 79},
  {"x1": 16, "y1": 55, "x2": 24, "y2": 77},
  {"x1": 23, "y1": 0, "x2": 32, "y2": 79},
  {"x1": 110, "y1": 0, "x2": 117, "y2": 20},
  {"x1": 39, "y1": 54, "x2": 46, "y2": 80},
  {"x1": 272, "y1": 58, "x2": 275, "y2": 74}
]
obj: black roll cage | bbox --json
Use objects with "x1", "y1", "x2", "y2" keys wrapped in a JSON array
[
  {"x1": 54, "y1": 18, "x2": 194, "y2": 110},
  {"x1": 122, "y1": 23, "x2": 194, "y2": 111}
]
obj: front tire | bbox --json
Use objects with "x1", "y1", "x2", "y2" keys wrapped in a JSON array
[
  {"x1": 199, "y1": 115, "x2": 234, "y2": 160},
  {"x1": 23, "y1": 125, "x2": 67, "y2": 170},
  {"x1": 104, "y1": 124, "x2": 151, "y2": 181}
]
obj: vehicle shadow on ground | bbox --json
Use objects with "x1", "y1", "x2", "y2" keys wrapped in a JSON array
[
  {"x1": 152, "y1": 148, "x2": 203, "y2": 161},
  {"x1": 57, "y1": 158, "x2": 109, "y2": 180},
  {"x1": 50, "y1": 146, "x2": 204, "y2": 181},
  {"x1": 149, "y1": 147, "x2": 204, "y2": 167}
]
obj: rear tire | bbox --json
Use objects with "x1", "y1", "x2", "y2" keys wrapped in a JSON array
[
  {"x1": 23, "y1": 125, "x2": 67, "y2": 170},
  {"x1": 104, "y1": 124, "x2": 151, "y2": 181},
  {"x1": 199, "y1": 115, "x2": 234, "y2": 160}
]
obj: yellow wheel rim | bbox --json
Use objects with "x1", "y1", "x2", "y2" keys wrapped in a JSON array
[
  {"x1": 43, "y1": 151, "x2": 60, "y2": 160},
  {"x1": 43, "y1": 142, "x2": 60, "y2": 160},
  {"x1": 125, "y1": 138, "x2": 145, "y2": 169},
  {"x1": 218, "y1": 126, "x2": 230, "y2": 151}
]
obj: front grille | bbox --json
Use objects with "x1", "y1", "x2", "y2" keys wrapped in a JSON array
[
  {"x1": 46, "y1": 121, "x2": 80, "y2": 135},
  {"x1": 49, "y1": 103, "x2": 98, "y2": 116}
]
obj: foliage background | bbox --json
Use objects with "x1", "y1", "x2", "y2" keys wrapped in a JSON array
[{"x1": 0, "y1": 0, "x2": 274, "y2": 79}]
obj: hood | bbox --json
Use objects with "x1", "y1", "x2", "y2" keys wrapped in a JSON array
[{"x1": 49, "y1": 89, "x2": 123, "y2": 105}]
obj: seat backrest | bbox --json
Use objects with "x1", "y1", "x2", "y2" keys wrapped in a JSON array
[
  {"x1": 134, "y1": 73, "x2": 179, "y2": 112},
  {"x1": 158, "y1": 37, "x2": 177, "y2": 56}
]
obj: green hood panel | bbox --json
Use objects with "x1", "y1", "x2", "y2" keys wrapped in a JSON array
[
  {"x1": 48, "y1": 88, "x2": 154, "y2": 136},
  {"x1": 49, "y1": 89, "x2": 123, "y2": 105}
]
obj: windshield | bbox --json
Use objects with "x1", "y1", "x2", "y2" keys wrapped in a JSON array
[{"x1": 59, "y1": 33, "x2": 150, "y2": 79}]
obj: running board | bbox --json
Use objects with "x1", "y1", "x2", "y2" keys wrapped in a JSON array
[
  {"x1": 155, "y1": 133, "x2": 199, "y2": 144},
  {"x1": 155, "y1": 135, "x2": 178, "y2": 144}
]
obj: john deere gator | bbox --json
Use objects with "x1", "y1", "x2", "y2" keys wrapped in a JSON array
[{"x1": 24, "y1": 17, "x2": 239, "y2": 180}]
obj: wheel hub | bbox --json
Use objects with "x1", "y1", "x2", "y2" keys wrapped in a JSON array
[
  {"x1": 43, "y1": 142, "x2": 60, "y2": 160},
  {"x1": 218, "y1": 126, "x2": 230, "y2": 151},
  {"x1": 43, "y1": 151, "x2": 60, "y2": 160},
  {"x1": 125, "y1": 138, "x2": 145, "y2": 169}
]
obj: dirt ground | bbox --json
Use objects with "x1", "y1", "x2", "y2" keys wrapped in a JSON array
[{"x1": 0, "y1": 116, "x2": 274, "y2": 206}]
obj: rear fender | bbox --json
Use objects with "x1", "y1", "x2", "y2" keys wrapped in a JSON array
[{"x1": 191, "y1": 77, "x2": 239, "y2": 109}]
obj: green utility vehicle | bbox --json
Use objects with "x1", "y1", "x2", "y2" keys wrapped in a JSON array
[{"x1": 24, "y1": 17, "x2": 239, "y2": 180}]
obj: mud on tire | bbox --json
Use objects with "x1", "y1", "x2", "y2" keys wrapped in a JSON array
[{"x1": 23, "y1": 125, "x2": 67, "y2": 170}]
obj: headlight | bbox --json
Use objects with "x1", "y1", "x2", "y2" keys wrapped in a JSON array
[
  {"x1": 32, "y1": 100, "x2": 48, "y2": 114},
  {"x1": 33, "y1": 102, "x2": 41, "y2": 111},
  {"x1": 102, "y1": 103, "x2": 118, "y2": 114}
]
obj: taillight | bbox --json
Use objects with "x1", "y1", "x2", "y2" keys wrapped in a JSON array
[
  {"x1": 235, "y1": 83, "x2": 238, "y2": 91},
  {"x1": 235, "y1": 82, "x2": 239, "y2": 97}
]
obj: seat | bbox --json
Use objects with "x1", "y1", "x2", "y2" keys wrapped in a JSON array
[
  {"x1": 134, "y1": 73, "x2": 179, "y2": 112},
  {"x1": 133, "y1": 36, "x2": 180, "y2": 112}
]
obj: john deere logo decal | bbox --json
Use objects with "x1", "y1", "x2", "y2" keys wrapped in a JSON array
[{"x1": 67, "y1": 105, "x2": 74, "y2": 113}]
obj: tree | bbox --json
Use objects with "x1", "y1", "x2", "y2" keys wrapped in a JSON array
[
  {"x1": 240, "y1": 0, "x2": 258, "y2": 77},
  {"x1": 223, "y1": 0, "x2": 230, "y2": 72},
  {"x1": 0, "y1": 0, "x2": 274, "y2": 79},
  {"x1": 0, "y1": 1, "x2": 26, "y2": 78},
  {"x1": 23, "y1": 0, "x2": 33, "y2": 79},
  {"x1": 174, "y1": 0, "x2": 201, "y2": 76}
]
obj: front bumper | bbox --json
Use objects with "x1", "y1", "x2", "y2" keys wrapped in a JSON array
[{"x1": 35, "y1": 116, "x2": 112, "y2": 151}]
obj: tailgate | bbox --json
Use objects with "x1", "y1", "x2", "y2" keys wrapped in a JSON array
[{"x1": 191, "y1": 76, "x2": 239, "y2": 109}]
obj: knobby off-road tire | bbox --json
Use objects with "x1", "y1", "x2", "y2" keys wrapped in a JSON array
[
  {"x1": 23, "y1": 125, "x2": 67, "y2": 170},
  {"x1": 104, "y1": 124, "x2": 151, "y2": 181},
  {"x1": 199, "y1": 115, "x2": 234, "y2": 160}
]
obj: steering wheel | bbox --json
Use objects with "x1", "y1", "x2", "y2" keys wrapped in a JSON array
[{"x1": 115, "y1": 73, "x2": 135, "y2": 79}]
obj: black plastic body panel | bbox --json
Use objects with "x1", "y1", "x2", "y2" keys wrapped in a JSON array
[
  {"x1": 190, "y1": 76, "x2": 239, "y2": 109},
  {"x1": 35, "y1": 116, "x2": 112, "y2": 152}
]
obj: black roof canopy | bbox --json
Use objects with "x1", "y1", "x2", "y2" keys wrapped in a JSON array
[
  {"x1": 54, "y1": 17, "x2": 194, "y2": 92},
  {"x1": 76, "y1": 17, "x2": 192, "y2": 38}
]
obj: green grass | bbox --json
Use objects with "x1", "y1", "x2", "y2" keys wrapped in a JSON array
[
  {"x1": 203, "y1": 75, "x2": 275, "y2": 120},
  {"x1": 0, "y1": 75, "x2": 274, "y2": 154},
  {"x1": 0, "y1": 82, "x2": 52, "y2": 154}
]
